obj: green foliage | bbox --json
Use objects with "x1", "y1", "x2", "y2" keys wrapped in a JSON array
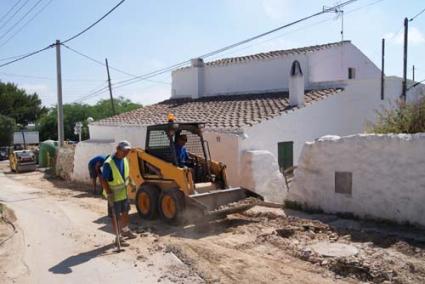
[
  {"x1": 0, "y1": 115, "x2": 16, "y2": 146},
  {"x1": 367, "y1": 97, "x2": 425, "y2": 134},
  {"x1": 37, "y1": 96, "x2": 142, "y2": 141},
  {"x1": 0, "y1": 82, "x2": 46, "y2": 126}
]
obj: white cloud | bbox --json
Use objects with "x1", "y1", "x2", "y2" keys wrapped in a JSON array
[
  {"x1": 384, "y1": 27, "x2": 425, "y2": 45},
  {"x1": 261, "y1": 0, "x2": 291, "y2": 21}
]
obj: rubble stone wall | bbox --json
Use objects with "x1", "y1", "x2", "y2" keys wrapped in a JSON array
[
  {"x1": 288, "y1": 133, "x2": 425, "y2": 227},
  {"x1": 55, "y1": 146, "x2": 75, "y2": 181}
]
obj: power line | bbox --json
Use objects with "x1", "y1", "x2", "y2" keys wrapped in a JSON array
[
  {"x1": 0, "y1": 0, "x2": 53, "y2": 48},
  {"x1": 0, "y1": 44, "x2": 54, "y2": 68},
  {"x1": 0, "y1": 0, "x2": 31, "y2": 33},
  {"x1": 0, "y1": 0, "x2": 44, "y2": 42},
  {"x1": 61, "y1": 43, "x2": 171, "y2": 85},
  {"x1": 410, "y1": 7, "x2": 425, "y2": 21},
  {"x1": 62, "y1": 0, "x2": 127, "y2": 44},
  {"x1": 0, "y1": 0, "x2": 127, "y2": 69},
  {"x1": 0, "y1": 0, "x2": 24, "y2": 25},
  {"x1": 0, "y1": 71, "x2": 108, "y2": 82}
]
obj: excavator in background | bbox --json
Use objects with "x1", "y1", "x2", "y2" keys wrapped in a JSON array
[{"x1": 127, "y1": 116, "x2": 262, "y2": 224}]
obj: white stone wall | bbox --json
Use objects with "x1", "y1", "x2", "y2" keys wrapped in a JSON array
[
  {"x1": 288, "y1": 134, "x2": 425, "y2": 227},
  {"x1": 171, "y1": 42, "x2": 380, "y2": 99},
  {"x1": 240, "y1": 150, "x2": 286, "y2": 203},
  {"x1": 89, "y1": 124, "x2": 147, "y2": 148},
  {"x1": 55, "y1": 146, "x2": 75, "y2": 181},
  {"x1": 72, "y1": 140, "x2": 115, "y2": 183}
]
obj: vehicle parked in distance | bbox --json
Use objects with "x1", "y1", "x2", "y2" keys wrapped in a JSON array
[{"x1": 9, "y1": 150, "x2": 37, "y2": 173}]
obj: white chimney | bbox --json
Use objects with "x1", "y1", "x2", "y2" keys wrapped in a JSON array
[
  {"x1": 289, "y1": 60, "x2": 305, "y2": 107},
  {"x1": 191, "y1": 58, "x2": 204, "y2": 99}
]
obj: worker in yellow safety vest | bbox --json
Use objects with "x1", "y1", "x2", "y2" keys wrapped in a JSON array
[{"x1": 100, "y1": 140, "x2": 137, "y2": 246}]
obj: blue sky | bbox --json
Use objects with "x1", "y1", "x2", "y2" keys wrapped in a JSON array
[{"x1": 0, "y1": 0, "x2": 424, "y2": 107}]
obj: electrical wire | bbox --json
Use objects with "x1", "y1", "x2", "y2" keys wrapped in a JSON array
[
  {"x1": 0, "y1": 0, "x2": 53, "y2": 48},
  {"x1": 0, "y1": 0, "x2": 127, "y2": 68},
  {"x1": 0, "y1": 44, "x2": 54, "y2": 68},
  {"x1": 0, "y1": 0, "x2": 24, "y2": 25},
  {"x1": 61, "y1": 0, "x2": 126, "y2": 44},
  {"x1": 0, "y1": 0, "x2": 31, "y2": 33},
  {"x1": 0, "y1": 0, "x2": 45, "y2": 42},
  {"x1": 0, "y1": 71, "x2": 108, "y2": 82},
  {"x1": 410, "y1": 7, "x2": 425, "y2": 22},
  {"x1": 61, "y1": 43, "x2": 170, "y2": 85}
]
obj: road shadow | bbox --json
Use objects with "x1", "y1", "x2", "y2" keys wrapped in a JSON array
[{"x1": 48, "y1": 243, "x2": 115, "y2": 274}]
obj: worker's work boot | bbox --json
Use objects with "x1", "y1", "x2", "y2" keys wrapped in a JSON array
[
  {"x1": 121, "y1": 229, "x2": 137, "y2": 239},
  {"x1": 115, "y1": 237, "x2": 130, "y2": 247}
]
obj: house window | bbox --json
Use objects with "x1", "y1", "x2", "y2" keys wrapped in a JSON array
[
  {"x1": 277, "y1": 141, "x2": 293, "y2": 172},
  {"x1": 335, "y1": 172, "x2": 352, "y2": 195},
  {"x1": 348, "y1": 68, "x2": 356, "y2": 79}
]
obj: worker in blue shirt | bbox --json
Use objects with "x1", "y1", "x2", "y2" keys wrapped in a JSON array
[
  {"x1": 88, "y1": 155, "x2": 107, "y2": 195},
  {"x1": 175, "y1": 134, "x2": 189, "y2": 167}
]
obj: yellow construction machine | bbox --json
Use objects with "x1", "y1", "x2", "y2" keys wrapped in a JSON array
[
  {"x1": 9, "y1": 150, "x2": 37, "y2": 173},
  {"x1": 127, "y1": 119, "x2": 262, "y2": 224}
]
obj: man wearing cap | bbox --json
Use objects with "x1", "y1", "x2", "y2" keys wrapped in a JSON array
[{"x1": 101, "y1": 140, "x2": 136, "y2": 246}]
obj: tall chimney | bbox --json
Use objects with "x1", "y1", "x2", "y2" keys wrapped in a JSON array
[
  {"x1": 191, "y1": 58, "x2": 204, "y2": 99},
  {"x1": 289, "y1": 60, "x2": 305, "y2": 107}
]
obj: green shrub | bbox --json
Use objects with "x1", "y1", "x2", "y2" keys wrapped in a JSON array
[{"x1": 367, "y1": 96, "x2": 425, "y2": 134}]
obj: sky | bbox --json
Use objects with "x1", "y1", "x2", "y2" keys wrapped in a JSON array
[{"x1": 0, "y1": 0, "x2": 424, "y2": 107}]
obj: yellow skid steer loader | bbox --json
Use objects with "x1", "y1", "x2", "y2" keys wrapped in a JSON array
[{"x1": 127, "y1": 119, "x2": 262, "y2": 224}]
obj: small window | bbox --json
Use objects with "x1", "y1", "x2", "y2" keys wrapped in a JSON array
[
  {"x1": 216, "y1": 136, "x2": 221, "y2": 143},
  {"x1": 348, "y1": 68, "x2": 356, "y2": 79},
  {"x1": 335, "y1": 172, "x2": 352, "y2": 195}
]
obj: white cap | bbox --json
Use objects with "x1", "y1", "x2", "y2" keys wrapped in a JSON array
[{"x1": 117, "y1": 140, "x2": 132, "y2": 150}]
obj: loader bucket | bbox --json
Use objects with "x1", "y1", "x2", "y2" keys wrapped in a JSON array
[{"x1": 188, "y1": 187, "x2": 263, "y2": 217}]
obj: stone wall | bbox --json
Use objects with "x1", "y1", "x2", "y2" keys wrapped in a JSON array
[
  {"x1": 55, "y1": 146, "x2": 75, "y2": 181},
  {"x1": 288, "y1": 133, "x2": 425, "y2": 227},
  {"x1": 240, "y1": 150, "x2": 286, "y2": 203}
]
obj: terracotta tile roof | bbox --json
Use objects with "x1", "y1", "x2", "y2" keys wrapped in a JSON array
[
  {"x1": 94, "y1": 88, "x2": 343, "y2": 132},
  {"x1": 177, "y1": 41, "x2": 351, "y2": 71}
]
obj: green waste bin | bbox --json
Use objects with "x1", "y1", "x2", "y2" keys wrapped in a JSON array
[{"x1": 39, "y1": 140, "x2": 58, "y2": 167}]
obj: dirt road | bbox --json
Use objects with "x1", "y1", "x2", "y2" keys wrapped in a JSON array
[
  {"x1": 1, "y1": 160, "x2": 425, "y2": 283},
  {"x1": 0, "y1": 163, "x2": 201, "y2": 284}
]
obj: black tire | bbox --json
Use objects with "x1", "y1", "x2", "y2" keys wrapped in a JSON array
[
  {"x1": 159, "y1": 189, "x2": 185, "y2": 225},
  {"x1": 136, "y1": 184, "x2": 160, "y2": 220}
]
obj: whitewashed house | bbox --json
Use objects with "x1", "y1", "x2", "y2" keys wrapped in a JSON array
[{"x1": 73, "y1": 41, "x2": 422, "y2": 202}]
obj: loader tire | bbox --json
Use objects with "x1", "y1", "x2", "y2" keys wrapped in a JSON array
[
  {"x1": 159, "y1": 190, "x2": 185, "y2": 225},
  {"x1": 136, "y1": 184, "x2": 159, "y2": 220}
]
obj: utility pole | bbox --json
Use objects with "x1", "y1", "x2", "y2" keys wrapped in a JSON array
[
  {"x1": 381, "y1": 38, "x2": 385, "y2": 101},
  {"x1": 402, "y1": 17, "x2": 408, "y2": 102},
  {"x1": 105, "y1": 58, "x2": 116, "y2": 115},
  {"x1": 55, "y1": 40, "x2": 64, "y2": 147},
  {"x1": 412, "y1": 65, "x2": 415, "y2": 82}
]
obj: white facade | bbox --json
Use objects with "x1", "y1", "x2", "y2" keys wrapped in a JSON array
[
  {"x1": 171, "y1": 42, "x2": 381, "y2": 99},
  {"x1": 288, "y1": 134, "x2": 425, "y2": 227}
]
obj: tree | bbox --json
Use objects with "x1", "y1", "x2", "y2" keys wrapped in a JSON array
[
  {"x1": 37, "y1": 97, "x2": 142, "y2": 141},
  {"x1": 0, "y1": 82, "x2": 46, "y2": 126},
  {"x1": 0, "y1": 115, "x2": 16, "y2": 146},
  {"x1": 367, "y1": 97, "x2": 425, "y2": 134}
]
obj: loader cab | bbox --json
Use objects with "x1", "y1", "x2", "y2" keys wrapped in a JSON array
[{"x1": 144, "y1": 122, "x2": 212, "y2": 183}]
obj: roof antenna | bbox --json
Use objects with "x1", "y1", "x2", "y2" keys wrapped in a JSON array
[{"x1": 323, "y1": 3, "x2": 345, "y2": 42}]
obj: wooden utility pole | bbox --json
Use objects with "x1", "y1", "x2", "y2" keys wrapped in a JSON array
[
  {"x1": 381, "y1": 38, "x2": 385, "y2": 101},
  {"x1": 105, "y1": 58, "x2": 116, "y2": 115},
  {"x1": 55, "y1": 40, "x2": 64, "y2": 147},
  {"x1": 402, "y1": 17, "x2": 408, "y2": 102}
]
